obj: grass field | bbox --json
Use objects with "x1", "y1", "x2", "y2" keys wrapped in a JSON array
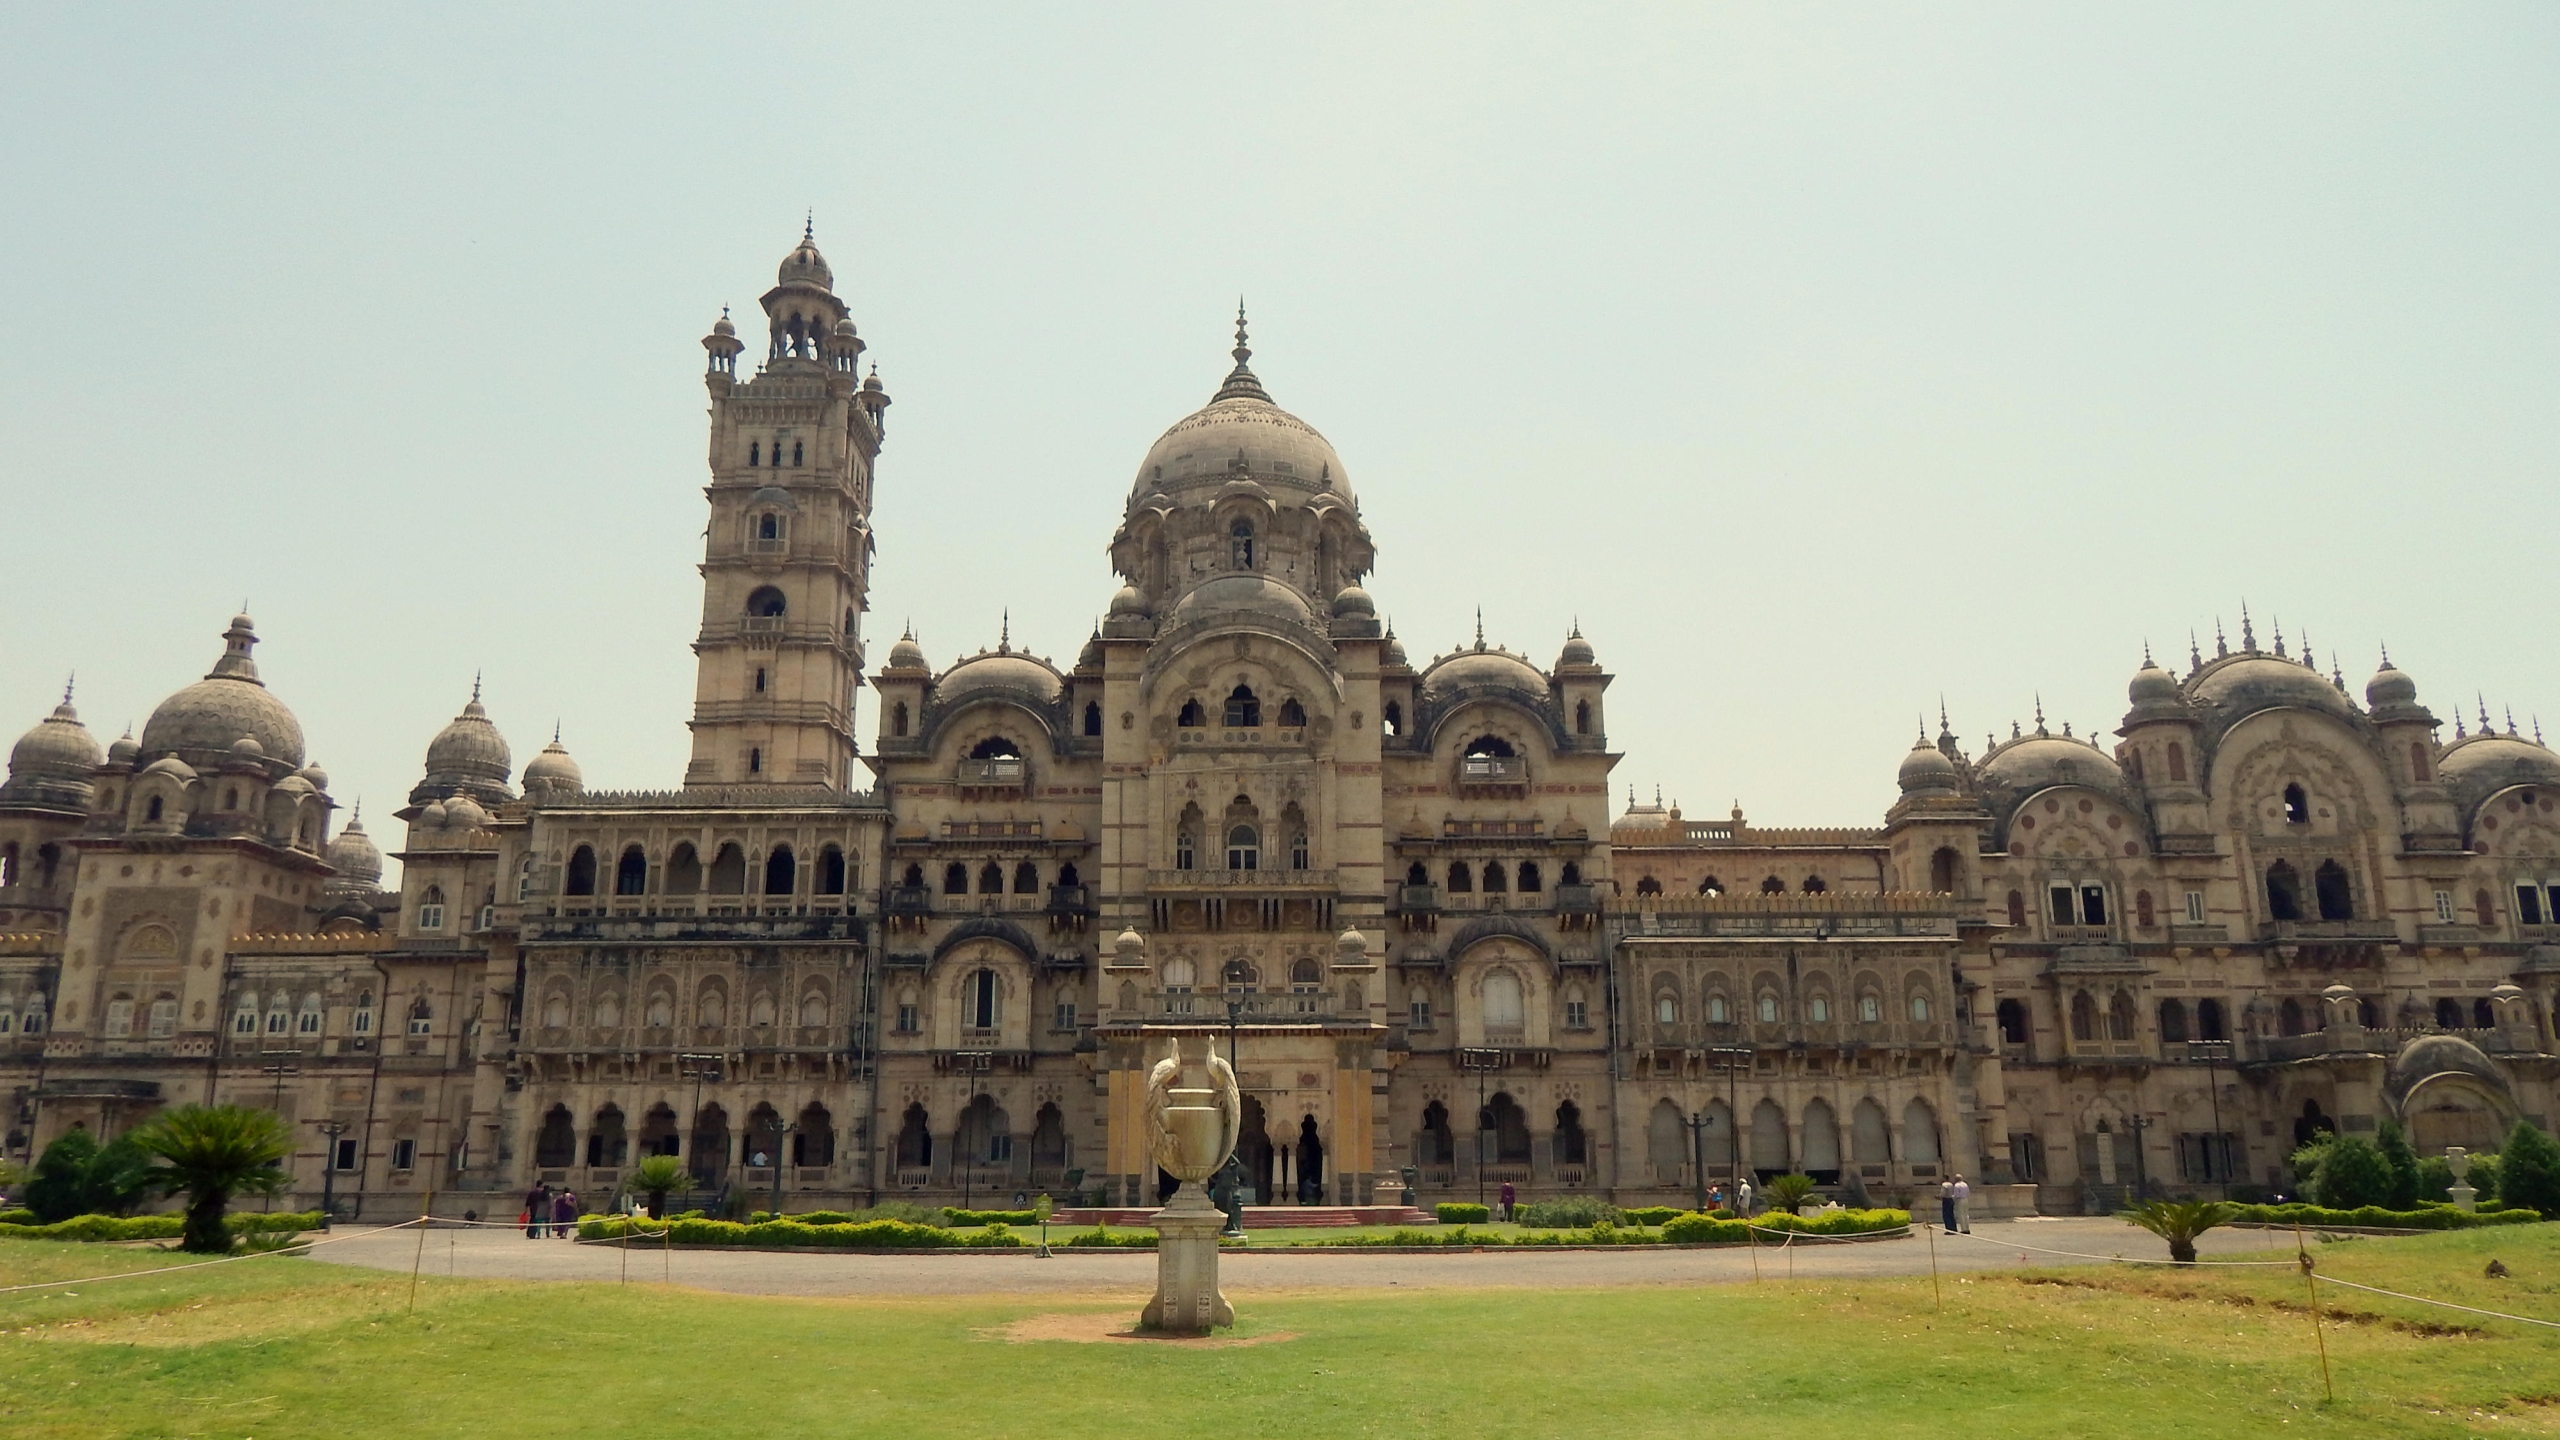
[{"x1": 2, "y1": 1225, "x2": 2556, "y2": 1438}]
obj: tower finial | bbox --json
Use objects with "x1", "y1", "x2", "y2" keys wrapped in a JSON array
[
  {"x1": 999, "y1": 609, "x2": 1011, "y2": 652},
  {"x1": 2537, "y1": 715, "x2": 2546, "y2": 746},
  {"x1": 2379, "y1": 641, "x2": 2393, "y2": 668},
  {"x1": 804, "y1": 208, "x2": 813, "y2": 242},
  {"x1": 2142, "y1": 638, "x2": 2154, "y2": 666},
  {"x1": 553, "y1": 719, "x2": 562, "y2": 744},
  {"x1": 471, "y1": 670, "x2": 481, "y2": 704},
  {"x1": 1474, "y1": 607, "x2": 1485, "y2": 650},
  {"x1": 2189, "y1": 629, "x2": 2202, "y2": 671},
  {"x1": 2272, "y1": 615, "x2": 2285, "y2": 657},
  {"x1": 2214, "y1": 618, "x2": 2228, "y2": 659},
  {"x1": 2507, "y1": 705, "x2": 2518, "y2": 736},
  {"x1": 62, "y1": 672, "x2": 74, "y2": 706},
  {"x1": 2033, "y1": 693, "x2": 2047, "y2": 734},
  {"x1": 1234, "y1": 297, "x2": 1249, "y2": 364},
  {"x1": 1938, "y1": 695, "x2": 1950, "y2": 734},
  {"x1": 2479, "y1": 693, "x2": 2493, "y2": 731},
  {"x1": 2331, "y1": 652, "x2": 2345, "y2": 689},
  {"x1": 2240, "y1": 602, "x2": 2256, "y2": 653}
]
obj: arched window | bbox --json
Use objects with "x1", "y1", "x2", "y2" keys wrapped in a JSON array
[
  {"x1": 407, "y1": 998, "x2": 432, "y2": 1036},
  {"x1": 1705, "y1": 993, "x2": 1729, "y2": 1024},
  {"x1": 1656, "y1": 991, "x2": 1679, "y2": 1025},
  {"x1": 966, "y1": 968, "x2": 998, "y2": 1029},
  {"x1": 1382, "y1": 701, "x2": 1402, "y2": 736},
  {"x1": 1084, "y1": 701, "x2": 1102, "y2": 736},
  {"x1": 1229, "y1": 519, "x2": 1254, "y2": 569},
  {"x1": 2435, "y1": 997, "x2": 2461, "y2": 1029},
  {"x1": 1223, "y1": 958, "x2": 1259, "y2": 992},
  {"x1": 666, "y1": 843, "x2": 702, "y2": 893},
  {"x1": 2167, "y1": 742, "x2": 2187, "y2": 782},
  {"x1": 1996, "y1": 998, "x2": 2028, "y2": 1046},
  {"x1": 1560, "y1": 861, "x2": 1581, "y2": 886},
  {"x1": 1013, "y1": 861, "x2": 1039, "y2": 894},
  {"x1": 147, "y1": 794, "x2": 164, "y2": 821},
  {"x1": 1406, "y1": 861, "x2": 1428, "y2": 886},
  {"x1": 1059, "y1": 863, "x2": 1079, "y2": 886},
  {"x1": 2473, "y1": 997, "x2": 2496, "y2": 1030},
  {"x1": 2158, "y1": 998, "x2": 2189, "y2": 1042},
  {"x1": 896, "y1": 1104, "x2": 932, "y2": 1168},
  {"x1": 2108, "y1": 991, "x2": 2137, "y2": 1042},
  {"x1": 1802, "y1": 876, "x2": 1826, "y2": 894},
  {"x1": 748, "y1": 441, "x2": 761, "y2": 466},
  {"x1": 2069, "y1": 991, "x2": 2097, "y2": 1041},
  {"x1": 1909, "y1": 991, "x2": 1931, "y2": 1022},
  {"x1": 416, "y1": 884, "x2": 447, "y2": 931},
  {"x1": 2265, "y1": 861, "x2": 2303, "y2": 922},
  {"x1": 1175, "y1": 826, "x2": 1197, "y2": 870},
  {"x1": 1857, "y1": 992, "x2": 1881, "y2": 1023},
  {"x1": 709, "y1": 843, "x2": 747, "y2": 893},
  {"x1": 1756, "y1": 992, "x2": 1779, "y2": 1023},
  {"x1": 968, "y1": 736, "x2": 1021, "y2": 760},
  {"x1": 791, "y1": 440, "x2": 803, "y2": 466},
  {"x1": 1177, "y1": 697, "x2": 1207, "y2": 728},
  {"x1": 764, "y1": 846, "x2": 796, "y2": 896},
  {"x1": 2313, "y1": 860, "x2": 2353, "y2": 920},
  {"x1": 748, "y1": 747, "x2": 762, "y2": 774},
  {"x1": 1226, "y1": 825, "x2": 1259, "y2": 871},
  {"x1": 1223, "y1": 686, "x2": 1260, "y2": 728},
  {"x1": 1482, "y1": 861, "x2": 1507, "y2": 892},
  {"x1": 754, "y1": 667, "x2": 767, "y2": 693},
  {"x1": 615, "y1": 846, "x2": 648, "y2": 896},
  {"x1": 1806, "y1": 994, "x2": 1830, "y2": 1023},
  {"x1": 1760, "y1": 876, "x2": 1785, "y2": 895},
  {"x1": 2006, "y1": 889, "x2": 2026, "y2": 926},
  {"x1": 2282, "y1": 783, "x2": 2309, "y2": 825},
  {"x1": 817, "y1": 846, "x2": 847, "y2": 895},
  {"x1": 891, "y1": 702, "x2": 909, "y2": 737},
  {"x1": 977, "y1": 861, "x2": 1004, "y2": 893},
  {"x1": 1633, "y1": 875, "x2": 1661, "y2": 896},
  {"x1": 2196, "y1": 997, "x2": 2227, "y2": 1041},
  {"x1": 1929, "y1": 848, "x2": 1958, "y2": 893},
  {"x1": 758, "y1": 513, "x2": 780, "y2": 540},
  {"x1": 2136, "y1": 889, "x2": 2155, "y2": 928},
  {"x1": 1575, "y1": 700, "x2": 1591, "y2": 735},
  {"x1": 2410, "y1": 742, "x2": 2432, "y2": 782},
  {"x1": 1418, "y1": 1100, "x2": 1455, "y2": 1164},
  {"x1": 1448, "y1": 862, "x2": 1473, "y2": 893},
  {"x1": 746, "y1": 586, "x2": 787, "y2": 618},
  {"x1": 2279, "y1": 997, "x2": 2306, "y2": 1036},
  {"x1": 1463, "y1": 733, "x2": 1515, "y2": 758},
  {"x1": 1517, "y1": 861, "x2": 1541, "y2": 892},
  {"x1": 900, "y1": 862, "x2": 924, "y2": 888},
  {"x1": 943, "y1": 861, "x2": 969, "y2": 895},
  {"x1": 1289, "y1": 831, "x2": 1309, "y2": 870}
]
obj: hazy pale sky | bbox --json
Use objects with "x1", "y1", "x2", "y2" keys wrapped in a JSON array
[{"x1": 5, "y1": 5, "x2": 2555, "y2": 884}]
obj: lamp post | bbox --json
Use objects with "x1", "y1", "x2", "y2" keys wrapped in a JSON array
[
  {"x1": 259, "y1": 1051, "x2": 301, "y2": 1210},
  {"x1": 766, "y1": 1117, "x2": 796, "y2": 1219},
  {"x1": 1681, "y1": 1110, "x2": 1712, "y2": 1212},
  {"x1": 678, "y1": 1053, "x2": 722, "y2": 1203},
  {"x1": 1702, "y1": 1045, "x2": 1752, "y2": 1198},
  {"x1": 310, "y1": 1118, "x2": 350, "y2": 1230},
  {"x1": 1225, "y1": 996, "x2": 1244, "y2": 1072}
]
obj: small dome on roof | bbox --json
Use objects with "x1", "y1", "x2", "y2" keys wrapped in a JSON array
[
  {"x1": 441, "y1": 794, "x2": 491, "y2": 829},
  {"x1": 418, "y1": 798, "x2": 448, "y2": 829},
  {"x1": 1978, "y1": 731, "x2": 2124, "y2": 798},
  {"x1": 1421, "y1": 648, "x2": 1549, "y2": 703},
  {"x1": 523, "y1": 733, "x2": 582, "y2": 793},
  {"x1": 2367, "y1": 658, "x2": 2419, "y2": 709},
  {"x1": 1075, "y1": 630, "x2": 1103, "y2": 669},
  {"x1": 323, "y1": 815, "x2": 382, "y2": 889},
  {"x1": 778, "y1": 231, "x2": 833, "y2": 289},
  {"x1": 7, "y1": 695, "x2": 102, "y2": 781},
  {"x1": 1898, "y1": 736, "x2": 1960, "y2": 793},
  {"x1": 230, "y1": 733, "x2": 266, "y2": 760},
  {"x1": 749, "y1": 484, "x2": 796, "y2": 510},
  {"x1": 1558, "y1": 629, "x2": 1596, "y2": 668},
  {"x1": 1167, "y1": 574, "x2": 1317, "y2": 631},
  {"x1": 886, "y1": 628, "x2": 928, "y2": 670},
  {"x1": 1107, "y1": 584, "x2": 1148, "y2": 618},
  {"x1": 2188, "y1": 654, "x2": 2361, "y2": 739},
  {"x1": 107, "y1": 730, "x2": 139, "y2": 764},
  {"x1": 2129, "y1": 658, "x2": 2180, "y2": 705},
  {"x1": 1382, "y1": 629, "x2": 1409, "y2": 669},
  {"x1": 1611, "y1": 788, "x2": 1670, "y2": 837},
  {"x1": 937, "y1": 652, "x2": 1064, "y2": 705},
  {"x1": 711, "y1": 311, "x2": 736, "y2": 337},
  {"x1": 270, "y1": 772, "x2": 314, "y2": 799},
  {"x1": 2439, "y1": 731, "x2": 2560, "y2": 817},
  {"x1": 141, "y1": 613, "x2": 306, "y2": 768},
  {"x1": 141, "y1": 755, "x2": 198, "y2": 782},
  {"x1": 415, "y1": 685, "x2": 511, "y2": 805},
  {"x1": 1129, "y1": 312, "x2": 1354, "y2": 515},
  {"x1": 298, "y1": 762, "x2": 329, "y2": 790},
  {"x1": 1331, "y1": 585, "x2": 1375, "y2": 618}
]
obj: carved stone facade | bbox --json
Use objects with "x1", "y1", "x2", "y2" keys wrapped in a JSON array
[{"x1": 3, "y1": 238, "x2": 2554, "y2": 1220}]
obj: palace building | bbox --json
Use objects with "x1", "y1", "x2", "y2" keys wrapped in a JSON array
[{"x1": 3, "y1": 234, "x2": 2554, "y2": 1218}]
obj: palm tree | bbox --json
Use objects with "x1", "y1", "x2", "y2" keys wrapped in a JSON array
[
  {"x1": 129, "y1": 1105, "x2": 292, "y2": 1254},
  {"x1": 1765, "y1": 1173, "x2": 1820, "y2": 1214},
  {"x1": 2120, "y1": 1198, "x2": 2237, "y2": 1265},
  {"x1": 628, "y1": 1155, "x2": 688, "y2": 1218}
]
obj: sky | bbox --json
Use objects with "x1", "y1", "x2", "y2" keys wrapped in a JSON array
[{"x1": 3, "y1": 5, "x2": 2555, "y2": 886}]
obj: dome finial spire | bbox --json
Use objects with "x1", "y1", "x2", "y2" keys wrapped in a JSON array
[
  {"x1": 1210, "y1": 299, "x2": 1269, "y2": 403},
  {"x1": 2214, "y1": 618, "x2": 2228, "y2": 659},
  {"x1": 2189, "y1": 629, "x2": 2203, "y2": 671},
  {"x1": 999, "y1": 609, "x2": 1011, "y2": 653},
  {"x1": 1234, "y1": 297, "x2": 1249, "y2": 366},
  {"x1": 2033, "y1": 693, "x2": 2047, "y2": 735},
  {"x1": 2479, "y1": 693, "x2": 2493, "y2": 732},
  {"x1": 62, "y1": 672, "x2": 74, "y2": 707},
  {"x1": 1473, "y1": 607, "x2": 1485, "y2": 650},
  {"x1": 804, "y1": 208, "x2": 814, "y2": 242},
  {"x1": 2240, "y1": 602, "x2": 2256, "y2": 653},
  {"x1": 471, "y1": 670, "x2": 482, "y2": 704}
]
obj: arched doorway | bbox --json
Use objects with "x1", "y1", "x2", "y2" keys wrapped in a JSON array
[
  {"x1": 1295, "y1": 1115, "x2": 1325, "y2": 1203},
  {"x1": 1234, "y1": 1096, "x2": 1273, "y2": 1204},
  {"x1": 688, "y1": 1103, "x2": 730, "y2": 1185}
]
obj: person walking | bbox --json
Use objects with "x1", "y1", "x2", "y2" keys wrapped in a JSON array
[
  {"x1": 1707, "y1": 1182, "x2": 1725, "y2": 1214},
  {"x1": 524, "y1": 1183, "x2": 550, "y2": 1239},
  {"x1": 553, "y1": 1187, "x2": 579, "y2": 1239},
  {"x1": 1737, "y1": 1176, "x2": 1755, "y2": 1217},
  {"x1": 1951, "y1": 1174, "x2": 1972, "y2": 1234},
  {"x1": 1498, "y1": 1179, "x2": 1516, "y2": 1223},
  {"x1": 1938, "y1": 1177, "x2": 1956, "y2": 1233}
]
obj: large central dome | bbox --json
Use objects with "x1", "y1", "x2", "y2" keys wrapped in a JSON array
[{"x1": 1127, "y1": 314, "x2": 1353, "y2": 515}]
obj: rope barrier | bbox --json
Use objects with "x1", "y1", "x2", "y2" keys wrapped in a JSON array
[
  {"x1": 0, "y1": 1218, "x2": 428, "y2": 1296},
  {"x1": 2311, "y1": 1273, "x2": 2560, "y2": 1331},
  {"x1": 1937, "y1": 1226, "x2": 2297, "y2": 1267},
  {"x1": 1740, "y1": 1221, "x2": 1915, "y2": 1244}
]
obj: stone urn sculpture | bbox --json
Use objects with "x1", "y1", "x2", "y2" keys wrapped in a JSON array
[
  {"x1": 1139, "y1": 1033, "x2": 1241, "y2": 1333},
  {"x1": 2446, "y1": 1146, "x2": 2476, "y2": 1212}
]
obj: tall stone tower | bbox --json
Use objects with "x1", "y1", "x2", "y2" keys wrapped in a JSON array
[{"x1": 685, "y1": 226, "x2": 891, "y2": 789}]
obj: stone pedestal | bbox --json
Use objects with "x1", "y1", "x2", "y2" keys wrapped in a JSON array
[{"x1": 1140, "y1": 1183, "x2": 1233, "y2": 1334}]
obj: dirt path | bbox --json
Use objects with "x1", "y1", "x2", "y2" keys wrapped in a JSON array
[{"x1": 306, "y1": 1217, "x2": 2295, "y2": 1299}]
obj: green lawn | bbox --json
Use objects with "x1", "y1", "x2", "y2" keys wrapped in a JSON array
[{"x1": 2, "y1": 1226, "x2": 2556, "y2": 1437}]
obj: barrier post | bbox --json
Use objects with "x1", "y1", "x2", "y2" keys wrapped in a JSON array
[
  {"x1": 1926, "y1": 1223, "x2": 1942, "y2": 1309},
  {"x1": 2296, "y1": 1227, "x2": 2334, "y2": 1404},
  {"x1": 408, "y1": 1192, "x2": 433, "y2": 1314}
]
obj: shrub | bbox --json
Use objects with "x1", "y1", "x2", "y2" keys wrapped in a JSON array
[
  {"x1": 1764, "y1": 1174, "x2": 1820, "y2": 1213},
  {"x1": 1621, "y1": 1206, "x2": 1681, "y2": 1227},
  {"x1": 1065, "y1": 1227, "x2": 1156, "y2": 1248},
  {"x1": 2312, "y1": 1136, "x2": 2392, "y2": 1210},
  {"x1": 2376, "y1": 1120, "x2": 2422, "y2": 1210},
  {"x1": 1661, "y1": 1213, "x2": 1748, "y2": 1244},
  {"x1": 1435, "y1": 1202, "x2": 1489, "y2": 1224},
  {"x1": 2500, "y1": 1121, "x2": 2560, "y2": 1218},
  {"x1": 23, "y1": 1130, "x2": 155, "y2": 1223},
  {"x1": 960, "y1": 1222, "x2": 1023, "y2": 1248},
  {"x1": 2121, "y1": 1198, "x2": 2238, "y2": 1264},
  {"x1": 2224, "y1": 1202, "x2": 2540, "y2": 1231},
  {"x1": 1515, "y1": 1197, "x2": 1621, "y2": 1229},
  {"x1": 0, "y1": 1208, "x2": 35, "y2": 1226},
  {"x1": 1659, "y1": 1207, "x2": 1907, "y2": 1244},
  {"x1": 942, "y1": 1208, "x2": 1036, "y2": 1227},
  {"x1": 0, "y1": 1210, "x2": 322, "y2": 1244}
]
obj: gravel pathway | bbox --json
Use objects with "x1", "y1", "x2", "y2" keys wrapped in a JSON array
[{"x1": 306, "y1": 1217, "x2": 2297, "y2": 1299}]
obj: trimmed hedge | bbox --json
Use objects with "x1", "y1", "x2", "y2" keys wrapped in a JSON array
[
  {"x1": 0, "y1": 1208, "x2": 36, "y2": 1226},
  {"x1": 942, "y1": 1208, "x2": 1038, "y2": 1227},
  {"x1": 1621, "y1": 1206, "x2": 1682, "y2": 1228},
  {"x1": 0, "y1": 1210, "x2": 324, "y2": 1244},
  {"x1": 1435, "y1": 1202, "x2": 1489, "y2": 1224},
  {"x1": 576, "y1": 1215, "x2": 1026, "y2": 1249},
  {"x1": 2228, "y1": 1201, "x2": 2543, "y2": 1231},
  {"x1": 1514, "y1": 1198, "x2": 1623, "y2": 1229},
  {"x1": 1065, "y1": 1227, "x2": 1159, "y2": 1248},
  {"x1": 1660, "y1": 1208, "x2": 1910, "y2": 1245}
]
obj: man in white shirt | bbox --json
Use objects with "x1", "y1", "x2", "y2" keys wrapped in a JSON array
[{"x1": 1951, "y1": 1174, "x2": 1972, "y2": 1233}]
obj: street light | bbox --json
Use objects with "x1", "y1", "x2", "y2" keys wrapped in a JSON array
[
  {"x1": 678, "y1": 1053, "x2": 723, "y2": 1203},
  {"x1": 309, "y1": 1118, "x2": 351, "y2": 1230},
  {"x1": 259, "y1": 1051, "x2": 302, "y2": 1211}
]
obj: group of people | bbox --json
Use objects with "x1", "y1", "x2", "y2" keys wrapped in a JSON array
[
  {"x1": 1938, "y1": 1174, "x2": 1972, "y2": 1233},
  {"x1": 1704, "y1": 1178, "x2": 1757, "y2": 1215},
  {"x1": 522, "y1": 1183, "x2": 580, "y2": 1238}
]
